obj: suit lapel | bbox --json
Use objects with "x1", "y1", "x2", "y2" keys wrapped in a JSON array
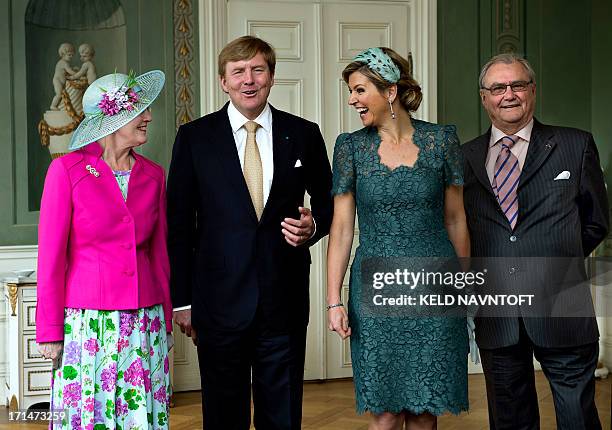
[
  {"x1": 466, "y1": 130, "x2": 496, "y2": 197},
  {"x1": 466, "y1": 129, "x2": 515, "y2": 231},
  {"x1": 262, "y1": 106, "x2": 294, "y2": 221},
  {"x1": 517, "y1": 119, "x2": 556, "y2": 190},
  {"x1": 212, "y1": 105, "x2": 259, "y2": 220}
]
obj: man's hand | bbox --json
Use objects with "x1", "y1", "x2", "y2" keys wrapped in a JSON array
[
  {"x1": 173, "y1": 309, "x2": 197, "y2": 346},
  {"x1": 281, "y1": 206, "x2": 314, "y2": 247}
]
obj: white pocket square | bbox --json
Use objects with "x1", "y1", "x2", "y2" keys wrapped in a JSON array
[
  {"x1": 294, "y1": 159, "x2": 302, "y2": 167},
  {"x1": 553, "y1": 171, "x2": 570, "y2": 180}
]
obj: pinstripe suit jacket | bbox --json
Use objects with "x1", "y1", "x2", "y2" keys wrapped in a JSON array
[{"x1": 463, "y1": 119, "x2": 609, "y2": 349}]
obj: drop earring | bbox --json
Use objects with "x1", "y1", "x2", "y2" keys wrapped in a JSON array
[{"x1": 388, "y1": 100, "x2": 396, "y2": 120}]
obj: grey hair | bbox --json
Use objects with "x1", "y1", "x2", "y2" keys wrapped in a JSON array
[{"x1": 479, "y1": 53, "x2": 536, "y2": 88}]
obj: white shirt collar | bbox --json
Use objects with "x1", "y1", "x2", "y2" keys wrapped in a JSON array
[
  {"x1": 227, "y1": 101, "x2": 272, "y2": 134},
  {"x1": 490, "y1": 118, "x2": 534, "y2": 147}
]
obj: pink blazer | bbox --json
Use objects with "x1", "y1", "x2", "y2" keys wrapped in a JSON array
[{"x1": 36, "y1": 142, "x2": 172, "y2": 342}]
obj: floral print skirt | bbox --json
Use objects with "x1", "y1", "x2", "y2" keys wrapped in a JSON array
[{"x1": 49, "y1": 305, "x2": 171, "y2": 430}]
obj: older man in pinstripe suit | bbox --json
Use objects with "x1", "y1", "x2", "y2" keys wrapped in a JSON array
[{"x1": 463, "y1": 53, "x2": 609, "y2": 430}]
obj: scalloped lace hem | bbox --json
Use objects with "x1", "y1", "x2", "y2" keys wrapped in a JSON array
[{"x1": 356, "y1": 403, "x2": 469, "y2": 417}]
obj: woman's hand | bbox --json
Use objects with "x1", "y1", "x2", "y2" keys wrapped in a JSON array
[
  {"x1": 37, "y1": 342, "x2": 64, "y2": 360},
  {"x1": 328, "y1": 306, "x2": 351, "y2": 339}
]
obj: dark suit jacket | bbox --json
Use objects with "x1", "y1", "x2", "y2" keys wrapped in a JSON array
[
  {"x1": 463, "y1": 119, "x2": 609, "y2": 348},
  {"x1": 167, "y1": 103, "x2": 333, "y2": 333}
]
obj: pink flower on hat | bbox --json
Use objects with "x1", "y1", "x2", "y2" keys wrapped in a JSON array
[
  {"x1": 98, "y1": 86, "x2": 140, "y2": 116},
  {"x1": 96, "y1": 71, "x2": 142, "y2": 117}
]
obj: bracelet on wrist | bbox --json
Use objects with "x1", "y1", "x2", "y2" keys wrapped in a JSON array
[{"x1": 326, "y1": 303, "x2": 344, "y2": 311}]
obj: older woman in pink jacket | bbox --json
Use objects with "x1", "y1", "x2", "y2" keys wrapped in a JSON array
[{"x1": 36, "y1": 70, "x2": 172, "y2": 429}]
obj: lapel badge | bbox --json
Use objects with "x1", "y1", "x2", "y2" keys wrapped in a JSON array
[
  {"x1": 545, "y1": 143, "x2": 552, "y2": 150},
  {"x1": 86, "y1": 164, "x2": 100, "y2": 177}
]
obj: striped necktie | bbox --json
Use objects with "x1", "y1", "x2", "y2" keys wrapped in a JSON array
[
  {"x1": 492, "y1": 135, "x2": 520, "y2": 229},
  {"x1": 243, "y1": 120, "x2": 264, "y2": 220}
]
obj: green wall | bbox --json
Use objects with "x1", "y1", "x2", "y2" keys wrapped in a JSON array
[
  {"x1": 525, "y1": 0, "x2": 591, "y2": 130},
  {"x1": 591, "y1": 0, "x2": 612, "y2": 254},
  {"x1": 591, "y1": 0, "x2": 612, "y2": 180},
  {"x1": 437, "y1": 0, "x2": 481, "y2": 142},
  {"x1": 0, "y1": 0, "x2": 177, "y2": 245},
  {"x1": 438, "y1": 0, "x2": 610, "y2": 145}
]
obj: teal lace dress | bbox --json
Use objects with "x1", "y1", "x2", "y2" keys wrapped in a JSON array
[{"x1": 332, "y1": 119, "x2": 468, "y2": 415}]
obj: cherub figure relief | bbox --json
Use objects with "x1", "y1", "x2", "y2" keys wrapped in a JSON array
[
  {"x1": 68, "y1": 43, "x2": 97, "y2": 85},
  {"x1": 50, "y1": 42, "x2": 76, "y2": 110}
]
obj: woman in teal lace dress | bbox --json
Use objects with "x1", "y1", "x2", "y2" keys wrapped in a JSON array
[{"x1": 326, "y1": 47, "x2": 471, "y2": 429}]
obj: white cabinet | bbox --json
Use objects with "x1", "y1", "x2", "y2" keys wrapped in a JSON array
[{"x1": 3, "y1": 276, "x2": 52, "y2": 411}]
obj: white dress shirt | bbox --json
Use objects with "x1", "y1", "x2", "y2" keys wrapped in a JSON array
[
  {"x1": 227, "y1": 101, "x2": 274, "y2": 205},
  {"x1": 485, "y1": 119, "x2": 534, "y2": 185}
]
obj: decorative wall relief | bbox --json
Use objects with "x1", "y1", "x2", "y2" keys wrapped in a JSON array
[
  {"x1": 38, "y1": 42, "x2": 98, "y2": 159},
  {"x1": 174, "y1": 0, "x2": 196, "y2": 128},
  {"x1": 25, "y1": 0, "x2": 127, "y2": 211},
  {"x1": 495, "y1": 0, "x2": 524, "y2": 54}
]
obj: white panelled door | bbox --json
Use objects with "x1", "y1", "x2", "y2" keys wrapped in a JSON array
[
  {"x1": 170, "y1": 325, "x2": 202, "y2": 391},
  {"x1": 228, "y1": 0, "x2": 327, "y2": 381},
  {"x1": 172, "y1": 0, "x2": 435, "y2": 390},
  {"x1": 227, "y1": 1, "x2": 321, "y2": 122}
]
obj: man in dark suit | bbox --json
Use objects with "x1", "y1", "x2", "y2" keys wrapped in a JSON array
[
  {"x1": 463, "y1": 53, "x2": 609, "y2": 430},
  {"x1": 167, "y1": 36, "x2": 333, "y2": 430}
]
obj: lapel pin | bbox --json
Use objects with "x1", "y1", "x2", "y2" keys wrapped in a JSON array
[
  {"x1": 86, "y1": 164, "x2": 100, "y2": 177},
  {"x1": 545, "y1": 143, "x2": 552, "y2": 150}
]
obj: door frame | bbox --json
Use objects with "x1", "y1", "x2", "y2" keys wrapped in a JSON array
[{"x1": 198, "y1": 0, "x2": 437, "y2": 121}]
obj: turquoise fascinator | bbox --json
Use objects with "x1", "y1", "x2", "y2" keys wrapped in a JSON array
[{"x1": 353, "y1": 47, "x2": 401, "y2": 84}]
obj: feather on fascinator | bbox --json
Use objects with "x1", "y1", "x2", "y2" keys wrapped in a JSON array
[{"x1": 353, "y1": 47, "x2": 401, "y2": 83}]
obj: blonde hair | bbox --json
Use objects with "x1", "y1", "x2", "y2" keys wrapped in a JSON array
[
  {"x1": 342, "y1": 47, "x2": 422, "y2": 113},
  {"x1": 218, "y1": 36, "x2": 276, "y2": 77}
]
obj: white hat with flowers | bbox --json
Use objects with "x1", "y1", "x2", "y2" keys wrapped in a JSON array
[{"x1": 68, "y1": 70, "x2": 165, "y2": 151}]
